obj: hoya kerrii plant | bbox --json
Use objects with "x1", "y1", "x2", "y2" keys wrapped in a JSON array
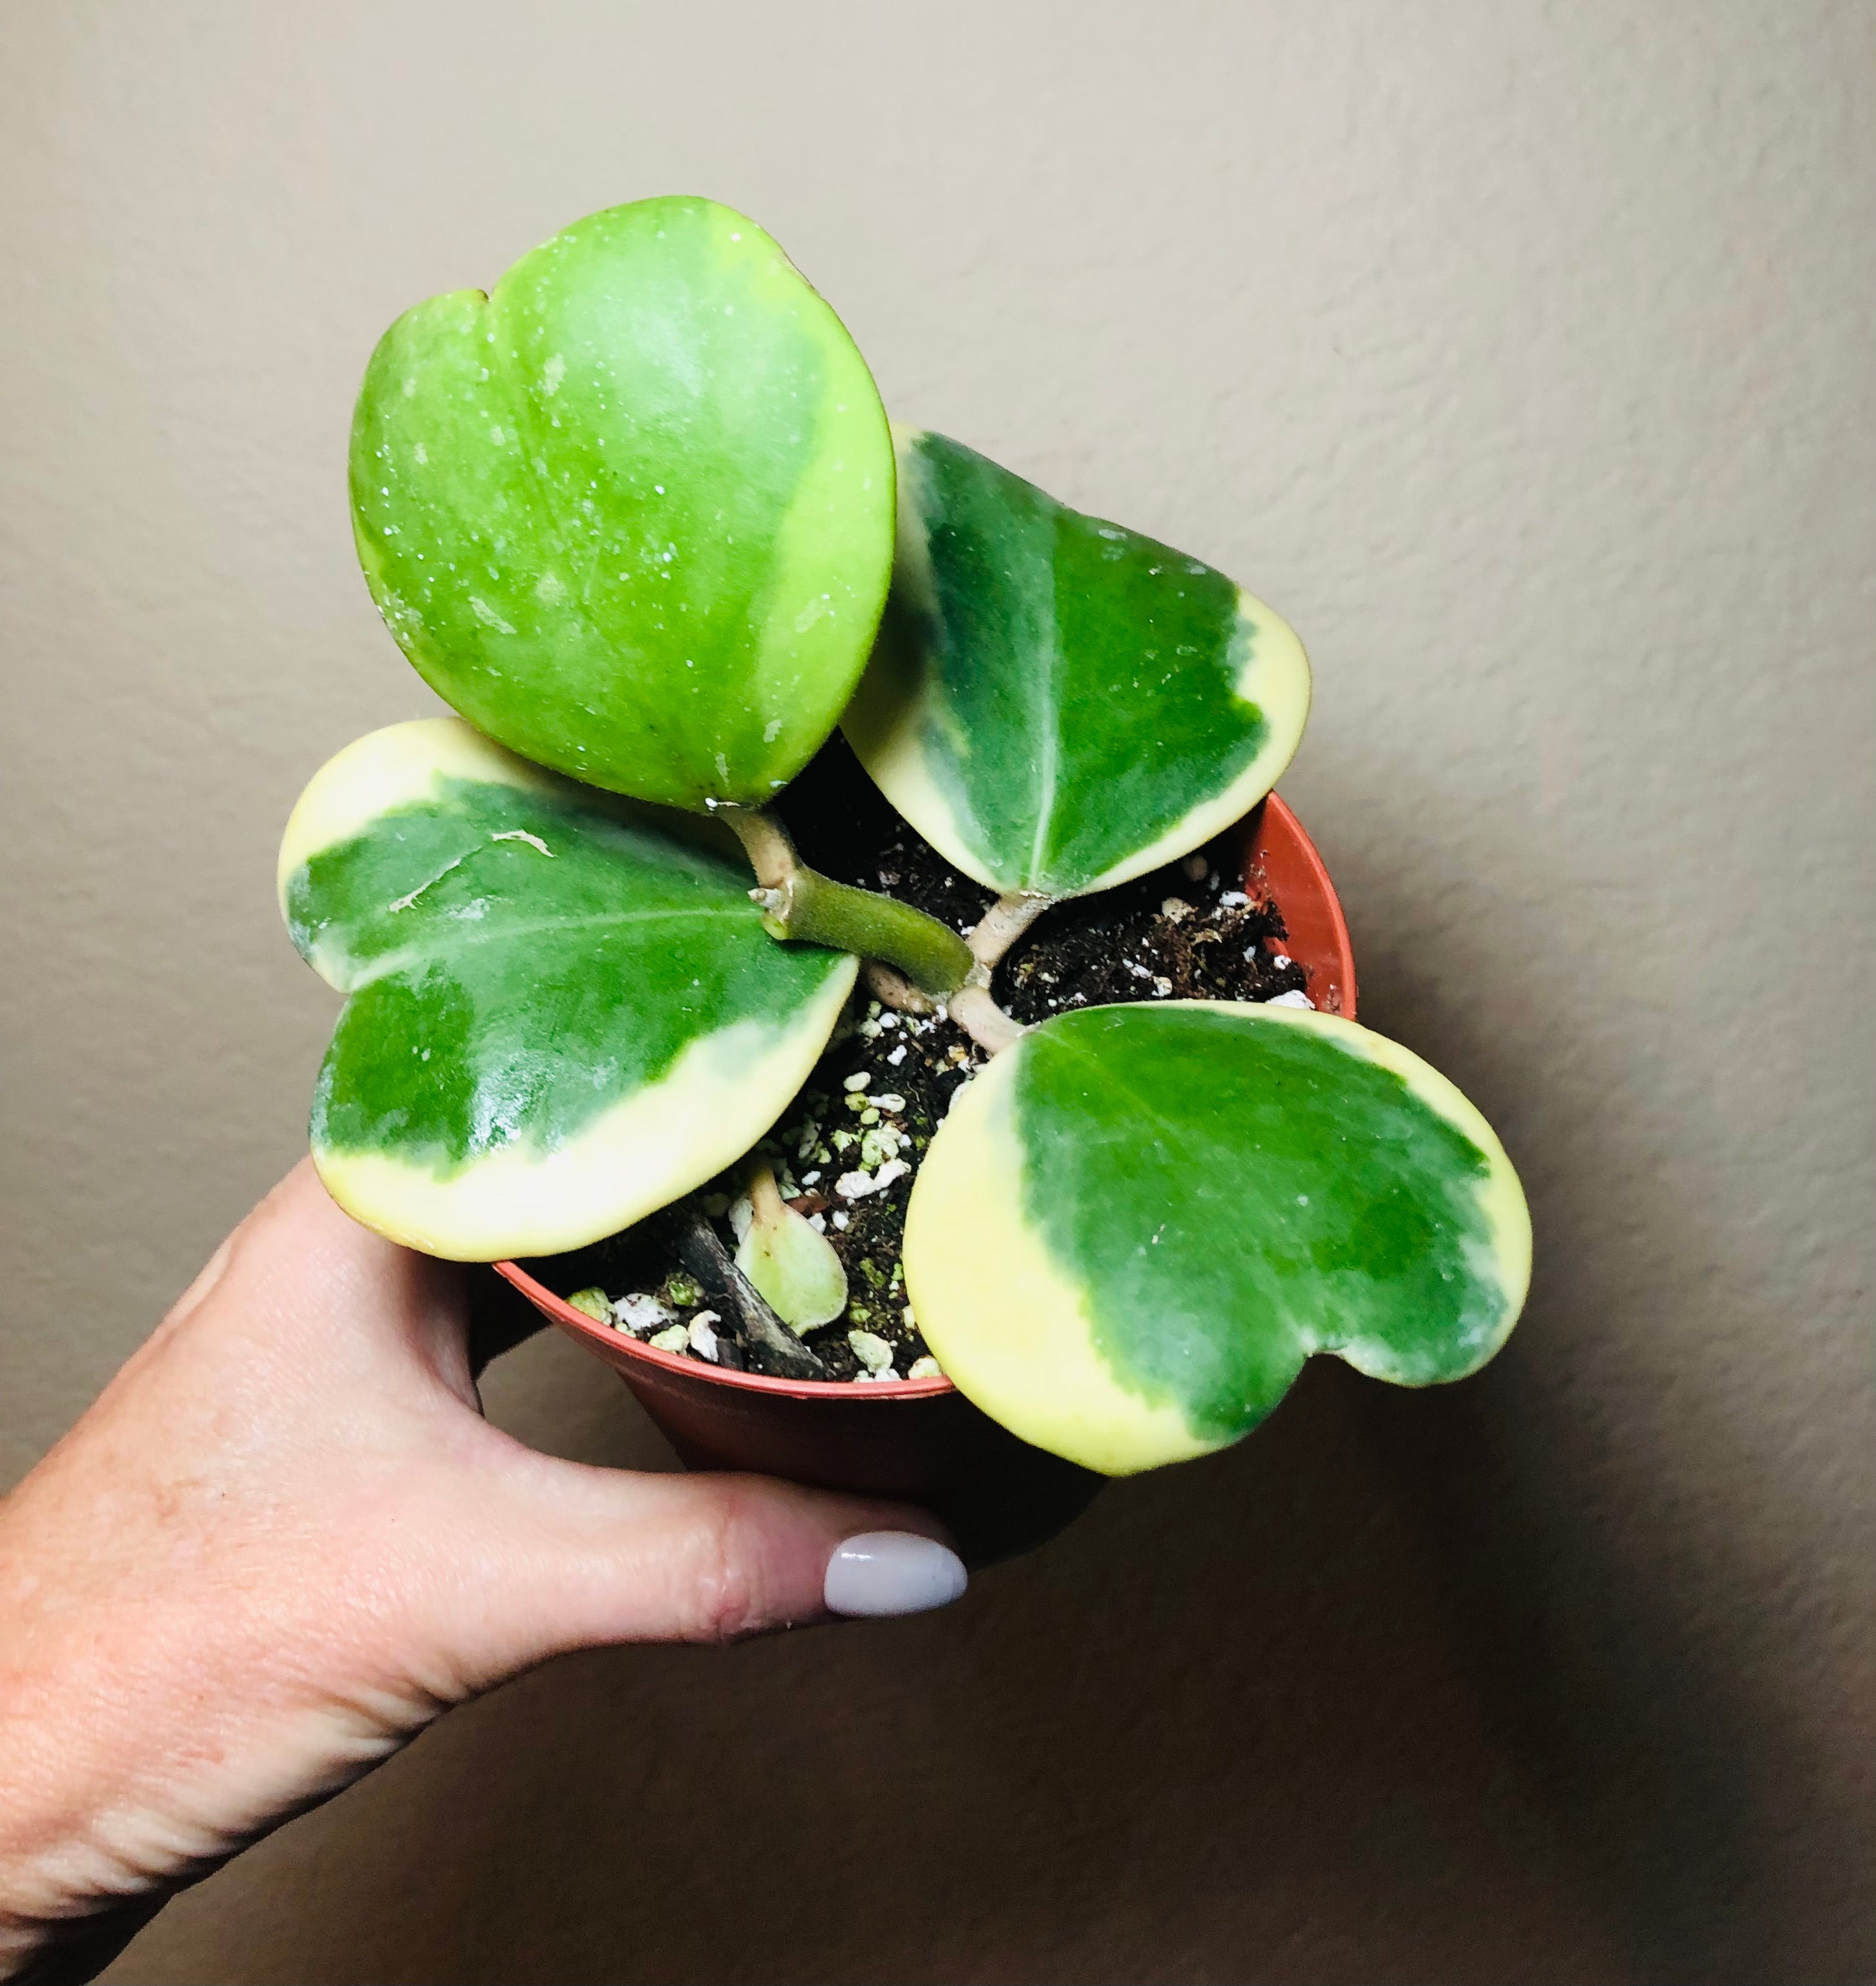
[{"x1": 281, "y1": 196, "x2": 1531, "y2": 1478}]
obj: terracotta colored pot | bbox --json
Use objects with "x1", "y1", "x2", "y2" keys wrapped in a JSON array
[{"x1": 497, "y1": 793, "x2": 1356, "y2": 1567}]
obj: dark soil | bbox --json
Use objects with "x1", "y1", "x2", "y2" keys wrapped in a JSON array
[{"x1": 523, "y1": 736, "x2": 1310, "y2": 1384}]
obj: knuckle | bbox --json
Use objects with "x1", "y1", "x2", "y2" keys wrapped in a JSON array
[{"x1": 682, "y1": 1490, "x2": 773, "y2": 1645}]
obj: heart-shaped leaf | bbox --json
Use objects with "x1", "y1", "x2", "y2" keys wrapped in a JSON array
[
  {"x1": 904, "y1": 1001, "x2": 1529, "y2": 1474},
  {"x1": 842, "y1": 429, "x2": 1312, "y2": 897},
  {"x1": 279, "y1": 718, "x2": 857, "y2": 1259},
  {"x1": 350, "y1": 197, "x2": 895, "y2": 811}
]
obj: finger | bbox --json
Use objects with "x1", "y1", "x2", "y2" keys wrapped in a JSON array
[
  {"x1": 245, "y1": 1168, "x2": 537, "y2": 1396},
  {"x1": 150, "y1": 1161, "x2": 478, "y2": 1407},
  {"x1": 427, "y1": 1455, "x2": 967, "y2": 1686}
]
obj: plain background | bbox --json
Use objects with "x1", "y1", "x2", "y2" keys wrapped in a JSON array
[{"x1": 2, "y1": 3, "x2": 1872, "y2": 1980}]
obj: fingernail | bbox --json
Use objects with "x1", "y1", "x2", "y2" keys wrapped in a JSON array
[{"x1": 824, "y1": 1531, "x2": 968, "y2": 1617}]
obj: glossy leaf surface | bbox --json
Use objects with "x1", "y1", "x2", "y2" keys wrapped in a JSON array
[
  {"x1": 279, "y1": 719, "x2": 856, "y2": 1258},
  {"x1": 906, "y1": 1002, "x2": 1529, "y2": 1474},
  {"x1": 844, "y1": 430, "x2": 1311, "y2": 896},
  {"x1": 351, "y1": 197, "x2": 895, "y2": 810}
]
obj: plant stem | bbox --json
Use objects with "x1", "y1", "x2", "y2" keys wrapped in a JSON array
[
  {"x1": 967, "y1": 891, "x2": 1055, "y2": 972},
  {"x1": 718, "y1": 805, "x2": 1033, "y2": 1057},
  {"x1": 746, "y1": 1158, "x2": 785, "y2": 1225},
  {"x1": 719, "y1": 806, "x2": 975, "y2": 999},
  {"x1": 861, "y1": 960, "x2": 940, "y2": 1017},
  {"x1": 950, "y1": 985, "x2": 1028, "y2": 1054}
]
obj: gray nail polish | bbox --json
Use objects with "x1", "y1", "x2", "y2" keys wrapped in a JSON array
[{"x1": 824, "y1": 1531, "x2": 968, "y2": 1617}]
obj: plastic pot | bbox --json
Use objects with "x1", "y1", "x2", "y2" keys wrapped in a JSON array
[{"x1": 497, "y1": 792, "x2": 1356, "y2": 1567}]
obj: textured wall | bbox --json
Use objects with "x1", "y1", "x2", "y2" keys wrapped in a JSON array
[{"x1": 2, "y1": 3, "x2": 1871, "y2": 1980}]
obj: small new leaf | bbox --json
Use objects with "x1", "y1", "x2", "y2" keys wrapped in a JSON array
[{"x1": 733, "y1": 1164, "x2": 849, "y2": 1333}]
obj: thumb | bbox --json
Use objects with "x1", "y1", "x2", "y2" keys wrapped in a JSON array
[{"x1": 428, "y1": 1445, "x2": 968, "y2": 1686}]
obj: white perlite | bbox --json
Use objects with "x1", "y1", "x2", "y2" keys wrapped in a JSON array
[
  {"x1": 687, "y1": 1314, "x2": 720, "y2": 1361},
  {"x1": 1266, "y1": 988, "x2": 1315, "y2": 1009},
  {"x1": 612, "y1": 1293, "x2": 672, "y2": 1334},
  {"x1": 848, "y1": 1329, "x2": 894, "y2": 1371},
  {"x1": 834, "y1": 1158, "x2": 910, "y2": 1199},
  {"x1": 907, "y1": 1356, "x2": 943, "y2": 1381}
]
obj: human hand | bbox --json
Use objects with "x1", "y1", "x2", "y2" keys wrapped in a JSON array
[{"x1": 0, "y1": 1162, "x2": 965, "y2": 1984}]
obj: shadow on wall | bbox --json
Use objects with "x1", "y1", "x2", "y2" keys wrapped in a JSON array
[{"x1": 109, "y1": 781, "x2": 1839, "y2": 1986}]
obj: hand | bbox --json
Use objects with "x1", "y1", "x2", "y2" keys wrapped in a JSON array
[{"x1": 0, "y1": 1163, "x2": 964, "y2": 1984}]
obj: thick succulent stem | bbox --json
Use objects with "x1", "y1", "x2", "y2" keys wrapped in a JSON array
[
  {"x1": 719, "y1": 805, "x2": 1030, "y2": 1058},
  {"x1": 719, "y1": 806, "x2": 975, "y2": 1000},
  {"x1": 949, "y1": 984, "x2": 1028, "y2": 1054},
  {"x1": 862, "y1": 959, "x2": 940, "y2": 1017},
  {"x1": 945, "y1": 893, "x2": 1056, "y2": 1055},
  {"x1": 967, "y1": 890, "x2": 1055, "y2": 972}
]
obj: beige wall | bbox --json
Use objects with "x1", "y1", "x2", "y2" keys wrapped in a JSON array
[{"x1": 2, "y1": 2, "x2": 1871, "y2": 1979}]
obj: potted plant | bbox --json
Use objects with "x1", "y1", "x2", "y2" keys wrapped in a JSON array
[{"x1": 281, "y1": 196, "x2": 1530, "y2": 1563}]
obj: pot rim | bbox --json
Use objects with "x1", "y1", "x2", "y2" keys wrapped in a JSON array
[
  {"x1": 495, "y1": 788, "x2": 1355, "y2": 1405},
  {"x1": 495, "y1": 1257, "x2": 955, "y2": 1401}
]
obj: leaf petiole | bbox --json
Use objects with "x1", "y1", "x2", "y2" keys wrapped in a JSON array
[
  {"x1": 718, "y1": 805, "x2": 1034, "y2": 1058},
  {"x1": 720, "y1": 805, "x2": 968, "y2": 994}
]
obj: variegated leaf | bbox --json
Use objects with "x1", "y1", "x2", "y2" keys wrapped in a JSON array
[
  {"x1": 844, "y1": 429, "x2": 1311, "y2": 896},
  {"x1": 351, "y1": 197, "x2": 895, "y2": 811},
  {"x1": 279, "y1": 718, "x2": 856, "y2": 1258},
  {"x1": 905, "y1": 1002, "x2": 1530, "y2": 1474}
]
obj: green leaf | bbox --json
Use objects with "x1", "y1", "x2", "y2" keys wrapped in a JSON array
[
  {"x1": 843, "y1": 429, "x2": 1311, "y2": 896},
  {"x1": 279, "y1": 718, "x2": 857, "y2": 1259},
  {"x1": 904, "y1": 1001, "x2": 1530, "y2": 1474},
  {"x1": 733, "y1": 1166, "x2": 848, "y2": 1332},
  {"x1": 349, "y1": 197, "x2": 895, "y2": 811}
]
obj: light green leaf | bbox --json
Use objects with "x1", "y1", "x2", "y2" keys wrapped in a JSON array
[
  {"x1": 279, "y1": 718, "x2": 857, "y2": 1259},
  {"x1": 350, "y1": 197, "x2": 895, "y2": 811},
  {"x1": 733, "y1": 1166, "x2": 847, "y2": 1332},
  {"x1": 843, "y1": 429, "x2": 1311, "y2": 897},
  {"x1": 904, "y1": 1001, "x2": 1530, "y2": 1474}
]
